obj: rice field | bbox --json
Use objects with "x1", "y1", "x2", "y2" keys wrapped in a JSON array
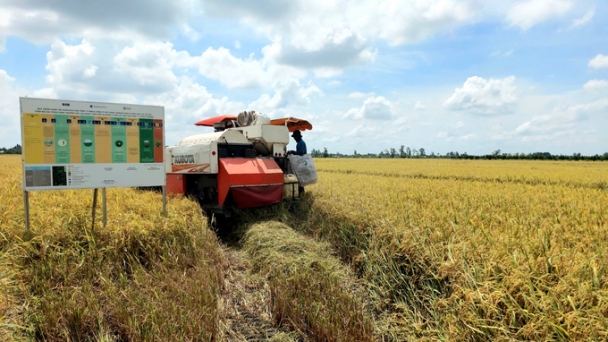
[
  {"x1": 1, "y1": 154, "x2": 607, "y2": 341},
  {"x1": 0, "y1": 155, "x2": 223, "y2": 341},
  {"x1": 298, "y1": 158, "x2": 608, "y2": 340}
]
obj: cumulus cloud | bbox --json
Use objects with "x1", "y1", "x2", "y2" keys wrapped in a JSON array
[
  {"x1": 0, "y1": 70, "x2": 56, "y2": 147},
  {"x1": 570, "y1": 10, "x2": 594, "y2": 28},
  {"x1": 0, "y1": 1, "x2": 195, "y2": 49},
  {"x1": 513, "y1": 115, "x2": 575, "y2": 141},
  {"x1": 45, "y1": 39, "x2": 178, "y2": 99},
  {"x1": 265, "y1": 33, "x2": 375, "y2": 70},
  {"x1": 176, "y1": 46, "x2": 309, "y2": 89},
  {"x1": 371, "y1": 0, "x2": 479, "y2": 45},
  {"x1": 201, "y1": 0, "x2": 479, "y2": 71},
  {"x1": 344, "y1": 96, "x2": 393, "y2": 120},
  {"x1": 414, "y1": 101, "x2": 426, "y2": 110},
  {"x1": 583, "y1": 80, "x2": 608, "y2": 90},
  {"x1": 589, "y1": 54, "x2": 608, "y2": 69},
  {"x1": 507, "y1": 0, "x2": 573, "y2": 30},
  {"x1": 348, "y1": 92, "x2": 375, "y2": 99},
  {"x1": 179, "y1": 47, "x2": 271, "y2": 89},
  {"x1": 143, "y1": 78, "x2": 244, "y2": 145},
  {"x1": 490, "y1": 50, "x2": 513, "y2": 57},
  {"x1": 82, "y1": 65, "x2": 98, "y2": 79},
  {"x1": 444, "y1": 76, "x2": 517, "y2": 115},
  {"x1": 435, "y1": 130, "x2": 474, "y2": 142},
  {"x1": 203, "y1": 0, "x2": 298, "y2": 21},
  {"x1": 566, "y1": 99, "x2": 608, "y2": 120},
  {"x1": 249, "y1": 78, "x2": 322, "y2": 114},
  {"x1": 44, "y1": 38, "x2": 309, "y2": 101},
  {"x1": 504, "y1": 98, "x2": 608, "y2": 143},
  {"x1": 0, "y1": 70, "x2": 20, "y2": 147}
]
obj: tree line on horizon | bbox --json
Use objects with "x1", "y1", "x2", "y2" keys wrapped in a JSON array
[
  {"x1": 3, "y1": 144, "x2": 607, "y2": 161},
  {"x1": 0, "y1": 144, "x2": 22, "y2": 155},
  {"x1": 310, "y1": 146, "x2": 608, "y2": 161}
]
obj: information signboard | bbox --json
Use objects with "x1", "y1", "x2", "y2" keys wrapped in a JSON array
[{"x1": 20, "y1": 98, "x2": 165, "y2": 191}]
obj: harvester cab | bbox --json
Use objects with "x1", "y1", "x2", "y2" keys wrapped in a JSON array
[{"x1": 165, "y1": 111, "x2": 315, "y2": 225}]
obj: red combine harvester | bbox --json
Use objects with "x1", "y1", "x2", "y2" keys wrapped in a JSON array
[{"x1": 164, "y1": 111, "x2": 315, "y2": 225}]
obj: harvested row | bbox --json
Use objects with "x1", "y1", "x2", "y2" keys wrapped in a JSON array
[{"x1": 242, "y1": 221, "x2": 374, "y2": 341}]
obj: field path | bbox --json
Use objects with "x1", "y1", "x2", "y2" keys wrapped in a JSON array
[{"x1": 218, "y1": 245, "x2": 303, "y2": 341}]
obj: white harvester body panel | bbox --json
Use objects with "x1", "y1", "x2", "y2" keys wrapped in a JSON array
[
  {"x1": 235, "y1": 125, "x2": 289, "y2": 157},
  {"x1": 165, "y1": 130, "x2": 250, "y2": 174}
]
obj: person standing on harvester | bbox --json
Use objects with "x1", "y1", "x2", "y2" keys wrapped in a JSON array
[{"x1": 288, "y1": 130, "x2": 306, "y2": 155}]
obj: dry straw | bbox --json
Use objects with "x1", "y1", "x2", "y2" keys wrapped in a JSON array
[{"x1": 0, "y1": 155, "x2": 222, "y2": 341}]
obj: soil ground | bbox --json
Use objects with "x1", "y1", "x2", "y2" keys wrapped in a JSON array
[{"x1": 217, "y1": 246, "x2": 306, "y2": 342}]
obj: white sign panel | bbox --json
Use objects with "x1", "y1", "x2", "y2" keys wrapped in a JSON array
[{"x1": 20, "y1": 98, "x2": 165, "y2": 191}]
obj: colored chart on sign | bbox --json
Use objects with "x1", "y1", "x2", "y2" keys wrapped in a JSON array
[{"x1": 22, "y1": 113, "x2": 164, "y2": 165}]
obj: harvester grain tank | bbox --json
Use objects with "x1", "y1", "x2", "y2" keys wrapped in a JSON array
[{"x1": 165, "y1": 111, "x2": 315, "y2": 223}]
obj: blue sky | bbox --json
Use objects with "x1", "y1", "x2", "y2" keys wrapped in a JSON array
[{"x1": 1, "y1": 0, "x2": 607, "y2": 156}]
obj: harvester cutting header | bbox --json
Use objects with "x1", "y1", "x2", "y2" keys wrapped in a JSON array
[{"x1": 165, "y1": 111, "x2": 317, "y2": 222}]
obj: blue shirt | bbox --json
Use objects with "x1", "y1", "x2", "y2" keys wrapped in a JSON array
[{"x1": 295, "y1": 139, "x2": 307, "y2": 155}]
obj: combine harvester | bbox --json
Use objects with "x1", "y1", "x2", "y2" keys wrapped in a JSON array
[{"x1": 165, "y1": 111, "x2": 316, "y2": 226}]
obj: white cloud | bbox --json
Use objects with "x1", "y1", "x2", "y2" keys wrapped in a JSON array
[
  {"x1": 0, "y1": 70, "x2": 56, "y2": 147},
  {"x1": 414, "y1": 101, "x2": 426, "y2": 110},
  {"x1": 180, "y1": 24, "x2": 201, "y2": 42},
  {"x1": 570, "y1": 10, "x2": 594, "y2": 28},
  {"x1": 344, "y1": 96, "x2": 393, "y2": 120},
  {"x1": 506, "y1": 98, "x2": 608, "y2": 143},
  {"x1": 46, "y1": 39, "x2": 178, "y2": 99},
  {"x1": 179, "y1": 46, "x2": 307, "y2": 89},
  {"x1": 189, "y1": 48, "x2": 268, "y2": 88},
  {"x1": 349, "y1": 92, "x2": 375, "y2": 99},
  {"x1": 361, "y1": 0, "x2": 479, "y2": 45},
  {"x1": 0, "y1": 70, "x2": 20, "y2": 147},
  {"x1": 82, "y1": 65, "x2": 98, "y2": 79},
  {"x1": 507, "y1": 0, "x2": 573, "y2": 30},
  {"x1": 0, "y1": 1, "x2": 196, "y2": 49},
  {"x1": 249, "y1": 78, "x2": 322, "y2": 114},
  {"x1": 513, "y1": 114, "x2": 575, "y2": 140},
  {"x1": 143, "y1": 77, "x2": 244, "y2": 145},
  {"x1": 345, "y1": 123, "x2": 381, "y2": 138},
  {"x1": 203, "y1": 0, "x2": 297, "y2": 21},
  {"x1": 566, "y1": 99, "x2": 608, "y2": 120},
  {"x1": 262, "y1": 35, "x2": 375, "y2": 75},
  {"x1": 202, "y1": 0, "x2": 479, "y2": 72},
  {"x1": 589, "y1": 54, "x2": 608, "y2": 69},
  {"x1": 444, "y1": 76, "x2": 517, "y2": 115},
  {"x1": 583, "y1": 80, "x2": 608, "y2": 90},
  {"x1": 490, "y1": 50, "x2": 513, "y2": 57}
]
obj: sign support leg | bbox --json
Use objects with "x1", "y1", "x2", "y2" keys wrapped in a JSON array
[
  {"x1": 92, "y1": 188, "x2": 98, "y2": 231},
  {"x1": 24, "y1": 190, "x2": 30, "y2": 232},
  {"x1": 162, "y1": 186, "x2": 167, "y2": 216},
  {"x1": 102, "y1": 187, "x2": 107, "y2": 227}
]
